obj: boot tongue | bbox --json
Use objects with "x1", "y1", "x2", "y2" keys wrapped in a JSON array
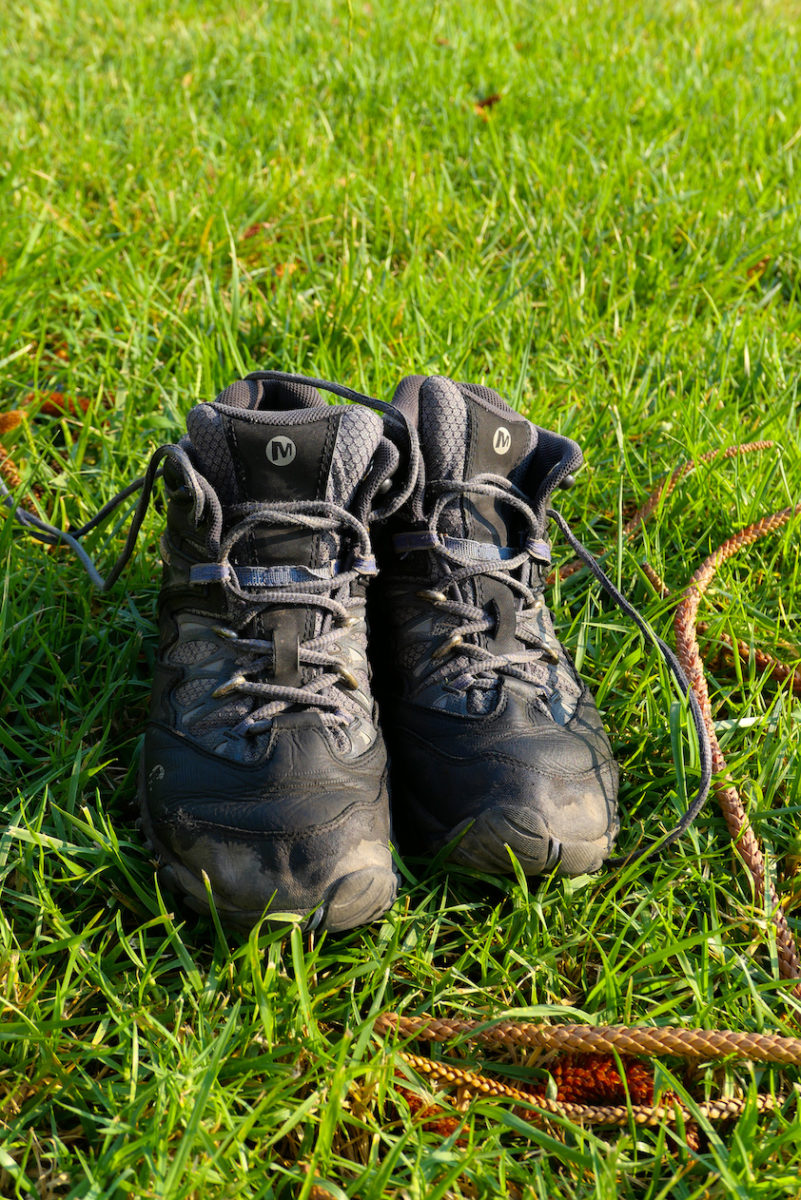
[
  {"x1": 222, "y1": 409, "x2": 338, "y2": 509},
  {"x1": 216, "y1": 403, "x2": 340, "y2": 569},
  {"x1": 185, "y1": 381, "x2": 383, "y2": 568},
  {"x1": 416, "y1": 375, "x2": 536, "y2": 546}
]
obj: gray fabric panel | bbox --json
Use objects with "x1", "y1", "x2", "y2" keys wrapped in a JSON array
[
  {"x1": 174, "y1": 678, "x2": 210, "y2": 706},
  {"x1": 213, "y1": 402, "x2": 332, "y2": 425},
  {"x1": 190, "y1": 699, "x2": 251, "y2": 735},
  {"x1": 186, "y1": 403, "x2": 241, "y2": 504},
  {"x1": 213, "y1": 378, "x2": 323, "y2": 411},
  {"x1": 390, "y1": 374, "x2": 427, "y2": 416},
  {"x1": 256, "y1": 378, "x2": 323, "y2": 409},
  {"x1": 418, "y1": 376, "x2": 470, "y2": 482},
  {"x1": 459, "y1": 381, "x2": 515, "y2": 412},
  {"x1": 213, "y1": 379, "x2": 264, "y2": 410},
  {"x1": 169, "y1": 639, "x2": 216, "y2": 665},
  {"x1": 327, "y1": 406, "x2": 383, "y2": 507}
]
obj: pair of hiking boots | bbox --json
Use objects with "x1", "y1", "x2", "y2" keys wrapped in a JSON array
[{"x1": 139, "y1": 370, "x2": 620, "y2": 931}]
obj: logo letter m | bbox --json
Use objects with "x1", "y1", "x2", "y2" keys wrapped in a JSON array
[
  {"x1": 493, "y1": 426, "x2": 512, "y2": 455},
  {"x1": 266, "y1": 436, "x2": 297, "y2": 466}
]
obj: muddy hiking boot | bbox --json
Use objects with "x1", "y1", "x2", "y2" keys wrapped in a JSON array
[
  {"x1": 371, "y1": 374, "x2": 621, "y2": 877},
  {"x1": 136, "y1": 372, "x2": 417, "y2": 930}
]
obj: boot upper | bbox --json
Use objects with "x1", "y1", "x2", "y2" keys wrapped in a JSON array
[
  {"x1": 372, "y1": 375, "x2": 620, "y2": 874},
  {"x1": 141, "y1": 375, "x2": 400, "y2": 923}
]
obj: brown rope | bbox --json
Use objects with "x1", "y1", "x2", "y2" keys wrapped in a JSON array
[
  {"x1": 378, "y1": 443, "x2": 801, "y2": 1128},
  {"x1": 674, "y1": 503, "x2": 801, "y2": 994},
  {"x1": 569, "y1": 443, "x2": 801, "y2": 992},
  {"x1": 377, "y1": 1014, "x2": 801, "y2": 1065},
  {"x1": 622, "y1": 441, "x2": 777, "y2": 539},
  {"x1": 552, "y1": 443, "x2": 777, "y2": 583},
  {"x1": 695, "y1": 622, "x2": 801, "y2": 695},
  {"x1": 0, "y1": 443, "x2": 24, "y2": 493},
  {"x1": 399, "y1": 1049, "x2": 780, "y2": 1128},
  {"x1": 0, "y1": 412, "x2": 41, "y2": 510}
]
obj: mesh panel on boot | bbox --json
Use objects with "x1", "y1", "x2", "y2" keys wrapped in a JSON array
[
  {"x1": 418, "y1": 376, "x2": 472, "y2": 482},
  {"x1": 190, "y1": 700, "x2": 252, "y2": 735},
  {"x1": 327, "y1": 407, "x2": 384, "y2": 508},
  {"x1": 175, "y1": 678, "x2": 210, "y2": 706},
  {"x1": 213, "y1": 379, "x2": 263, "y2": 410},
  {"x1": 169, "y1": 639, "x2": 217, "y2": 666},
  {"x1": 460, "y1": 381, "x2": 519, "y2": 413},
  {"x1": 186, "y1": 405, "x2": 240, "y2": 505},
  {"x1": 214, "y1": 378, "x2": 323, "y2": 410}
]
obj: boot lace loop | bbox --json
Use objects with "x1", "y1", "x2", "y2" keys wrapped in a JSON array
[
  {"x1": 195, "y1": 497, "x2": 377, "y2": 732},
  {"x1": 406, "y1": 474, "x2": 557, "y2": 693}
]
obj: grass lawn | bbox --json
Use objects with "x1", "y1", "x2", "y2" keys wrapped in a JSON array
[{"x1": 2, "y1": 0, "x2": 801, "y2": 1195}]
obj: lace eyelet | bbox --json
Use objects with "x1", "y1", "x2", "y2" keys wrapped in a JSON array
[
  {"x1": 211, "y1": 673, "x2": 247, "y2": 698},
  {"x1": 417, "y1": 589, "x2": 447, "y2": 605},
  {"x1": 338, "y1": 667, "x2": 360, "y2": 689},
  {"x1": 432, "y1": 633, "x2": 464, "y2": 661},
  {"x1": 212, "y1": 625, "x2": 239, "y2": 640}
]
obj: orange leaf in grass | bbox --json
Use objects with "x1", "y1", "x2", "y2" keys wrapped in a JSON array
[
  {"x1": 0, "y1": 411, "x2": 23, "y2": 433},
  {"x1": 24, "y1": 391, "x2": 91, "y2": 416}
]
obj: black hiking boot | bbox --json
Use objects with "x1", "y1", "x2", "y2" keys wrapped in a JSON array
[
  {"x1": 371, "y1": 374, "x2": 620, "y2": 877},
  {"x1": 139, "y1": 373, "x2": 403, "y2": 930}
]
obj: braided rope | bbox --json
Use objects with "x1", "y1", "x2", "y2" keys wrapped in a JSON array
[
  {"x1": 0, "y1": 414, "x2": 42, "y2": 510},
  {"x1": 564, "y1": 444, "x2": 801, "y2": 992},
  {"x1": 641, "y1": 565, "x2": 801, "y2": 695},
  {"x1": 622, "y1": 441, "x2": 777, "y2": 538},
  {"x1": 695, "y1": 622, "x2": 801, "y2": 695},
  {"x1": 673, "y1": 503, "x2": 801, "y2": 993},
  {"x1": 560, "y1": 443, "x2": 801, "y2": 694},
  {"x1": 553, "y1": 442, "x2": 778, "y2": 583},
  {"x1": 0, "y1": 444, "x2": 24, "y2": 493},
  {"x1": 400, "y1": 1050, "x2": 780, "y2": 1127},
  {"x1": 377, "y1": 1013, "x2": 801, "y2": 1064}
]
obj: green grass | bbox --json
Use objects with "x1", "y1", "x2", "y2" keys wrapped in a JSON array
[{"x1": 1, "y1": 0, "x2": 801, "y2": 1195}]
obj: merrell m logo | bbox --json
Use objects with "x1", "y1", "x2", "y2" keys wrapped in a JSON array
[
  {"x1": 493, "y1": 426, "x2": 511, "y2": 455},
  {"x1": 266, "y1": 436, "x2": 297, "y2": 466}
]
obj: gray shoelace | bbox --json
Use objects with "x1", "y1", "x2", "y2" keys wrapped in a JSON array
[
  {"x1": 189, "y1": 497, "x2": 378, "y2": 730},
  {"x1": 397, "y1": 474, "x2": 559, "y2": 694},
  {"x1": 0, "y1": 373, "x2": 420, "y2": 730},
  {"x1": 548, "y1": 506, "x2": 713, "y2": 868},
  {"x1": 0, "y1": 371, "x2": 420, "y2": 590}
]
